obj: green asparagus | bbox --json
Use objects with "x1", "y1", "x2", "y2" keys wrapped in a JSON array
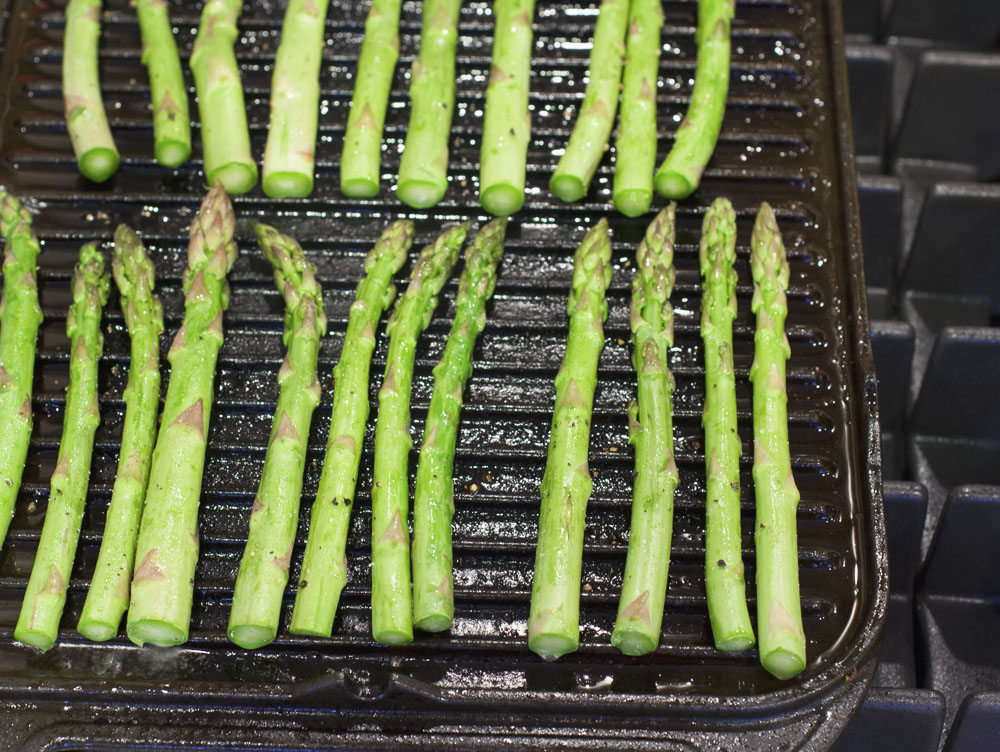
[
  {"x1": 126, "y1": 182, "x2": 238, "y2": 647},
  {"x1": 290, "y1": 220, "x2": 414, "y2": 637},
  {"x1": 15, "y1": 243, "x2": 109, "y2": 651},
  {"x1": 396, "y1": 0, "x2": 463, "y2": 208},
  {"x1": 0, "y1": 191, "x2": 44, "y2": 548},
  {"x1": 136, "y1": 0, "x2": 191, "y2": 167},
  {"x1": 77, "y1": 225, "x2": 163, "y2": 642},
  {"x1": 528, "y1": 219, "x2": 612, "y2": 661},
  {"x1": 750, "y1": 202, "x2": 806, "y2": 680},
  {"x1": 654, "y1": 0, "x2": 734, "y2": 200},
  {"x1": 700, "y1": 198, "x2": 754, "y2": 651},
  {"x1": 64, "y1": 0, "x2": 119, "y2": 182},
  {"x1": 549, "y1": 0, "x2": 629, "y2": 203},
  {"x1": 371, "y1": 222, "x2": 467, "y2": 646},
  {"x1": 479, "y1": 0, "x2": 535, "y2": 216},
  {"x1": 262, "y1": 0, "x2": 331, "y2": 198},
  {"x1": 611, "y1": 0, "x2": 663, "y2": 217},
  {"x1": 340, "y1": 0, "x2": 402, "y2": 198},
  {"x1": 412, "y1": 218, "x2": 506, "y2": 633},
  {"x1": 191, "y1": 0, "x2": 257, "y2": 195},
  {"x1": 228, "y1": 225, "x2": 326, "y2": 649},
  {"x1": 611, "y1": 205, "x2": 679, "y2": 656}
]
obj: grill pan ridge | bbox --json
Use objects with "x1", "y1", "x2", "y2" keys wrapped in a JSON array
[{"x1": 0, "y1": 0, "x2": 886, "y2": 749}]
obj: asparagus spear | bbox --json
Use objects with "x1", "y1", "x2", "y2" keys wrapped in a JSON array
[
  {"x1": 340, "y1": 0, "x2": 402, "y2": 198},
  {"x1": 750, "y1": 202, "x2": 806, "y2": 680},
  {"x1": 228, "y1": 225, "x2": 326, "y2": 649},
  {"x1": 396, "y1": 0, "x2": 463, "y2": 209},
  {"x1": 15, "y1": 243, "x2": 109, "y2": 651},
  {"x1": 611, "y1": 0, "x2": 663, "y2": 217},
  {"x1": 611, "y1": 205, "x2": 679, "y2": 656},
  {"x1": 262, "y1": 0, "x2": 331, "y2": 198},
  {"x1": 126, "y1": 182, "x2": 238, "y2": 647},
  {"x1": 371, "y1": 222, "x2": 467, "y2": 646},
  {"x1": 0, "y1": 191, "x2": 44, "y2": 547},
  {"x1": 290, "y1": 220, "x2": 414, "y2": 637},
  {"x1": 549, "y1": 0, "x2": 629, "y2": 203},
  {"x1": 479, "y1": 0, "x2": 535, "y2": 217},
  {"x1": 528, "y1": 219, "x2": 611, "y2": 661},
  {"x1": 654, "y1": 0, "x2": 734, "y2": 200},
  {"x1": 136, "y1": 0, "x2": 191, "y2": 167},
  {"x1": 699, "y1": 198, "x2": 754, "y2": 651},
  {"x1": 64, "y1": 0, "x2": 119, "y2": 182},
  {"x1": 412, "y1": 218, "x2": 506, "y2": 633},
  {"x1": 77, "y1": 225, "x2": 163, "y2": 642},
  {"x1": 191, "y1": 0, "x2": 257, "y2": 195}
]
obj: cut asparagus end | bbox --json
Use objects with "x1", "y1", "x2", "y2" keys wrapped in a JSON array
[
  {"x1": 714, "y1": 632, "x2": 756, "y2": 653},
  {"x1": 761, "y1": 646, "x2": 808, "y2": 680},
  {"x1": 155, "y1": 139, "x2": 191, "y2": 169},
  {"x1": 127, "y1": 618, "x2": 188, "y2": 647},
  {"x1": 262, "y1": 170, "x2": 314, "y2": 199},
  {"x1": 528, "y1": 632, "x2": 578, "y2": 662},
  {"x1": 480, "y1": 182, "x2": 524, "y2": 216},
  {"x1": 77, "y1": 618, "x2": 118, "y2": 643},
  {"x1": 610, "y1": 629, "x2": 657, "y2": 657},
  {"x1": 373, "y1": 627, "x2": 414, "y2": 647},
  {"x1": 228, "y1": 623, "x2": 276, "y2": 650},
  {"x1": 13, "y1": 626, "x2": 55, "y2": 652},
  {"x1": 654, "y1": 170, "x2": 695, "y2": 200},
  {"x1": 288, "y1": 622, "x2": 333, "y2": 639},
  {"x1": 340, "y1": 176, "x2": 380, "y2": 199},
  {"x1": 549, "y1": 173, "x2": 586, "y2": 203},
  {"x1": 79, "y1": 147, "x2": 120, "y2": 183},
  {"x1": 613, "y1": 188, "x2": 651, "y2": 218},
  {"x1": 206, "y1": 161, "x2": 258, "y2": 195},
  {"x1": 397, "y1": 179, "x2": 446, "y2": 209},
  {"x1": 413, "y1": 612, "x2": 452, "y2": 634}
]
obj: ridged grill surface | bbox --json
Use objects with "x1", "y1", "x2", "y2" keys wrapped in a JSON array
[{"x1": 0, "y1": 0, "x2": 874, "y2": 714}]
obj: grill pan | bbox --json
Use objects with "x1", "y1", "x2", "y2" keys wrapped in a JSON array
[{"x1": 0, "y1": 0, "x2": 887, "y2": 748}]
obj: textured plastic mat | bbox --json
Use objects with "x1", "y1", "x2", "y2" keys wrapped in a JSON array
[
  {"x1": 0, "y1": 0, "x2": 884, "y2": 748},
  {"x1": 843, "y1": 0, "x2": 1000, "y2": 747}
]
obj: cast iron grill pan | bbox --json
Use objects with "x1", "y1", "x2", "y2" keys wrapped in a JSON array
[{"x1": 0, "y1": 0, "x2": 886, "y2": 748}]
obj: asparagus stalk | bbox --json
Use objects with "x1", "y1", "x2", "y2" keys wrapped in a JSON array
[
  {"x1": 371, "y1": 222, "x2": 468, "y2": 646},
  {"x1": 15, "y1": 244, "x2": 109, "y2": 651},
  {"x1": 750, "y1": 202, "x2": 806, "y2": 680},
  {"x1": 77, "y1": 225, "x2": 163, "y2": 642},
  {"x1": 412, "y1": 218, "x2": 506, "y2": 632},
  {"x1": 479, "y1": 0, "x2": 535, "y2": 217},
  {"x1": 290, "y1": 220, "x2": 414, "y2": 637},
  {"x1": 126, "y1": 182, "x2": 238, "y2": 647},
  {"x1": 262, "y1": 0, "x2": 331, "y2": 198},
  {"x1": 700, "y1": 198, "x2": 754, "y2": 651},
  {"x1": 228, "y1": 225, "x2": 326, "y2": 649},
  {"x1": 340, "y1": 0, "x2": 402, "y2": 198},
  {"x1": 191, "y1": 0, "x2": 257, "y2": 195},
  {"x1": 611, "y1": 205, "x2": 679, "y2": 656},
  {"x1": 0, "y1": 191, "x2": 44, "y2": 547},
  {"x1": 64, "y1": 0, "x2": 119, "y2": 182},
  {"x1": 611, "y1": 0, "x2": 663, "y2": 217},
  {"x1": 396, "y1": 0, "x2": 463, "y2": 209},
  {"x1": 549, "y1": 0, "x2": 629, "y2": 203},
  {"x1": 654, "y1": 0, "x2": 734, "y2": 200},
  {"x1": 136, "y1": 0, "x2": 191, "y2": 167},
  {"x1": 528, "y1": 219, "x2": 612, "y2": 661}
]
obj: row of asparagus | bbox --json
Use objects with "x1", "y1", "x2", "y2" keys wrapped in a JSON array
[
  {"x1": 0, "y1": 185, "x2": 802, "y2": 678},
  {"x1": 66, "y1": 0, "x2": 730, "y2": 215},
  {"x1": 0, "y1": 184, "x2": 507, "y2": 654},
  {"x1": 527, "y1": 200, "x2": 805, "y2": 680}
]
